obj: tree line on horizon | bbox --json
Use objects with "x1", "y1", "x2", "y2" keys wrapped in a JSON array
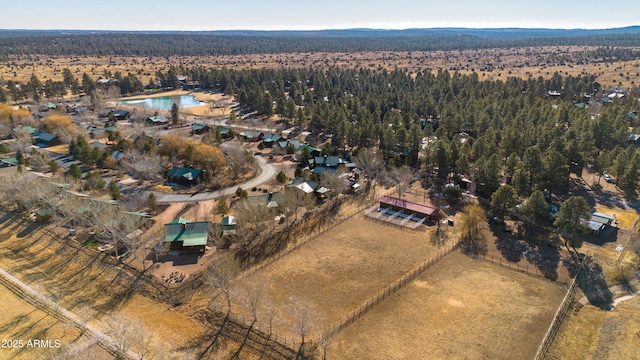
[{"x1": 2, "y1": 32, "x2": 640, "y2": 56}]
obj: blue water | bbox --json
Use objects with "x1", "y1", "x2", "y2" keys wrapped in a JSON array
[{"x1": 120, "y1": 95, "x2": 204, "y2": 111}]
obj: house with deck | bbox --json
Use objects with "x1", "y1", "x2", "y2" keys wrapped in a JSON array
[{"x1": 164, "y1": 218, "x2": 209, "y2": 253}]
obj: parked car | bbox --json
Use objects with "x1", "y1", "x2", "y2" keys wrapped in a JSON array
[{"x1": 604, "y1": 173, "x2": 614, "y2": 183}]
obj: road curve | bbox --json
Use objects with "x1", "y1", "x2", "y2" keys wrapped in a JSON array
[{"x1": 151, "y1": 155, "x2": 277, "y2": 203}]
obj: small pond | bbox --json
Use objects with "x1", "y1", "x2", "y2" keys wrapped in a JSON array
[{"x1": 120, "y1": 95, "x2": 205, "y2": 111}]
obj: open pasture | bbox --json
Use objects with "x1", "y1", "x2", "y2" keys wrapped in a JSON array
[
  {"x1": 226, "y1": 214, "x2": 452, "y2": 341},
  {"x1": 327, "y1": 252, "x2": 567, "y2": 360}
]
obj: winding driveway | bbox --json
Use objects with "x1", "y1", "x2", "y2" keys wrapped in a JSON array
[{"x1": 151, "y1": 155, "x2": 277, "y2": 203}]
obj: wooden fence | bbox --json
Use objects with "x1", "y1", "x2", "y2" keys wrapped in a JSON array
[
  {"x1": 0, "y1": 268, "x2": 142, "y2": 360},
  {"x1": 238, "y1": 188, "x2": 395, "y2": 281},
  {"x1": 323, "y1": 240, "x2": 459, "y2": 339},
  {"x1": 477, "y1": 254, "x2": 570, "y2": 287},
  {"x1": 206, "y1": 307, "x2": 302, "y2": 359},
  {"x1": 532, "y1": 270, "x2": 580, "y2": 360}
]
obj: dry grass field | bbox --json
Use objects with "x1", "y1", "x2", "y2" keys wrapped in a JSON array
[
  {"x1": 0, "y1": 210, "x2": 209, "y2": 358},
  {"x1": 224, "y1": 214, "x2": 455, "y2": 341},
  {"x1": 2, "y1": 46, "x2": 639, "y2": 89},
  {"x1": 0, "y1": 283, "x2": 107, "y2": 360},
  {"x1": 327, "y1": 252, "x2": 567, "y2": 360},
  {"x1": 548, "y1": 295, "x2": 640, "y2": 360}
]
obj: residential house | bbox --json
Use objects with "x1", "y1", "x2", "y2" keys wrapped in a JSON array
[
  {"x1": 87, "y1": 126, "x2": 116, "y2": 139},
  {"x1": 111, "y1": 150, "x2": 125, "y2": 161},
  {"x1": 72, "y1": 105, "x2": 88, "y2": 114},
  {"x1": 164, "y1": 218, "x2": 208, "y2": 253},
  {"x1": 218, "y1": 127, "x2": 233, "y2": 139},
  {"x1": 191, "y1": 123, "x2": 210, "y2": 135},
  {"x1": 239, "y1": 131, "x2": 264, "y2": 142},
  {"x1": 112, "y1": 110, "x2": 131, "y2": 121},
  {"x1": 0, "y1": 157, "x2": 17, "y2": 168},
  {"x1": 287, "y1": 178, "x2": 329, "y2": 199},
  {"x1": 32, "y1": 131, "x2": 61, "y2": 147},
  {"x1": 38, "y1": 103, "x2": 57, "y2": 112},
  {"x1": 311, "y1": 155, "x2": 344, "y2": 176},
  {"x1": 145, "y1": 115, "x2": 168, "y2": 125},
  {"x1": 247, "y1": 192, "x2": 282, "y2": 209},
  {"x1": 167, "y1": 167, "x2": 204, "y2": 186},
  {"x1": 262, "y1": 133, "x2": 283, "y2": 148}
]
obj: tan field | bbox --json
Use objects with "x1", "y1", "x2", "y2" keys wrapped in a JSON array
[
  {"x1": 2, "y1": 46, "x2": 640, "y2": 90},
  {"x1": 222, "y1": 213, "x2": 457, "y2": 341},
  {"x1": 0, "y1": 211, "x2": 209, "y2": 359},
  {"x1": 327, "y1": 252, "x2": 567, "y2": 360},
  {"x1": 0, "y1": 283, "x2": 91, "y2": 360},
  {"x1": 549, "y1": 295, "x2": 640, "y2": 359}
]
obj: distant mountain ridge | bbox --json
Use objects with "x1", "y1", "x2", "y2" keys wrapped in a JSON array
[{"x1": 1, "y1": 26, "x2": 640, "y2": 39}]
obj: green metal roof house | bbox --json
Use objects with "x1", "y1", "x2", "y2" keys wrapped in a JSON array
[
  {"x1": 0, "y1": 157, "x2": 17, "y2": 168},
  {"x1": 191, "y1": 123, "x2": 209, "y2": 135},
  {"x1": 262, "y1": 133, "x2": 283, "y2": 147},
  {"x1": 33, "y1": 131, "x2": 61, "y2": 147},
  {"x1": 167, "y1": 167, "x2": 204, "y2": 186},
  {"x1": 164, "y1": 218, "x2": 209, "y2": 252}
]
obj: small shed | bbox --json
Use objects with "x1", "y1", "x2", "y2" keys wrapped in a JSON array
[
  {"x1": 36, "y1": 209, "x2": 54, "y2": 222},
  {"x1": 588, "y1": 212, "x2": 615, "y2": 235},
  {"x1": 221, "y1": 216, "x2": 237, "y2": 236}
]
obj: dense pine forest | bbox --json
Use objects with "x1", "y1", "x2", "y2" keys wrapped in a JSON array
[
  {"x1": 1, "y1": 31, "x2": 640, "y2": 56},
  {"x1": 168, "y1": 65, "x2": 636, "y2": 197}
]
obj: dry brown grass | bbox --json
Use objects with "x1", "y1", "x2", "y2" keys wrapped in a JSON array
[
  {"x1": 222, "y1": 214, "x2": 456, "y2": 341},
  {"x1": 0, "y1": 283, "x2": 108, "y2": 360},
  {"x1": 0, "y1": 211, "x2": 207, "y2": 358},
  {"x1": 327, "y1": 252, "x2": 567, "y2": 360},
  {"x1": 2, "y1": 46, "x2": 640, "y2": 90},
  {"x1": 595, "y1": 205, "x2": 639, "y2": 230},
  {"x1": 549, "y1": 296, "x2": 640, "y2": 359}
]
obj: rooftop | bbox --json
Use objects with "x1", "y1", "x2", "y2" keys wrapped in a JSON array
[
  {"x1": 379, "y1": 195, "x2": 436, "y2": 216},
  {"x1": 164, "y1": 221, "x2": 209, "y2": 247}
]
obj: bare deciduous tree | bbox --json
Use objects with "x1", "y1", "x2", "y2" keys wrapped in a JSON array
[
  {"x1": 122, "y1": 152, "x2": 164, "y2": 181},
  {"x1": 319, "y1": 172, "x2": 348, "y2": 199},
  {"x1": 238, "y1": 275, "x2": 268, "y2": 325},
  {"x1": 383, "y1": 166, "x2": 418, "y2": 198},
  {"x1": 104, "y1": 314, "x2": 154, "y2": 360},
  {"x1": 355, "y1": 148, "x2": 385, "y2": 196},
  {"x1": 290, "y1": 297, "x2": 316, "y2": 348},
  {"x1": 279, "y1": 188, "x2": 315, "y2": 225},
  {"x1": 204, "y1": 254, "x2": 240, "y2": 316},
  {"x1": 235, "y1": 200, "x2": 275, "y2": 245},
  {"x1": 223, "y1": 145, "x2": 248, "y2": 180}
]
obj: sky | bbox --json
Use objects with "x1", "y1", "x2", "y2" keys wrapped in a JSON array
[{"x1": 2, "y1": 0, "x2": 639, "y2": 31}]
